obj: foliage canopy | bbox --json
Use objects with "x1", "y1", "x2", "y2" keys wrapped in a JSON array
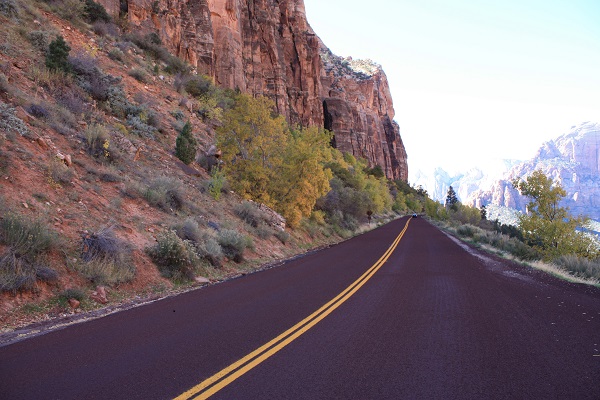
[{"x1": 512, "y1": 170, "x2": 598, "y2": 260}]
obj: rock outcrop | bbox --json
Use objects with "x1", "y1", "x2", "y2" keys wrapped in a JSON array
[
  {"x1": 101, "y1": 0, "x2": 408, "y2": 180},
  {"x1": 321, "y1": 49, "x2": 408, "y2": 180},
  {"x1": 467, "y1": 122, "x2": 600, "y2": 220}
]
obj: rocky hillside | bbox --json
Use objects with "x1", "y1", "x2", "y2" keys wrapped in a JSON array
[
  {"x1": 97, "y1": 0, "x2": 408, "y2": 180},
  {"x1": 0, "y1": 0, "x2": 407, "y2": 331},
  {"x1": 467, "y1": 122, "x2": 600, "y2": 220}
]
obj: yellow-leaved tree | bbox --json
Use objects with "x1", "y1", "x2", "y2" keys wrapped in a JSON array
[
  {"x1": 217, "y1": 94, "x2": 288, "y2": 206},
  {"x1": 217, "y1": 95, "x2": 333, "y2": 227},
  {"x1": 274, "y1": 127, "x2": 333, "y2": 227}
]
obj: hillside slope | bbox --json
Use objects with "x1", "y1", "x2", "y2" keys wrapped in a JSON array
[{"x1": 0, "y1": 0, "x2": 366, "y2": 330}]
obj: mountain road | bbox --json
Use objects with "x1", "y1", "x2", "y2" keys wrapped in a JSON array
[{"x1": 1, "y1": 216, "x2": 599, "y2": 399}]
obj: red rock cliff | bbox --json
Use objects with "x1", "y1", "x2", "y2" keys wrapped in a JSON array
[{"x1": 103, "y1": 0, "x2": 408, "y2": 180}]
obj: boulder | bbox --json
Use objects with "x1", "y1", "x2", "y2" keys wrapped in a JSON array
[
  {"x1": 90, "y1": 286, "x2": 109, "y2": 304},
  {"x1": 68, "y1": 298, "x2": 80, "y2": 309}
]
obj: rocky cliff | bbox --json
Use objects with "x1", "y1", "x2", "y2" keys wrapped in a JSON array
[
  {"x1": 100, "y1": 0, "x2": 408, "y2": 180},
  {"x1": 467, "y1": 122, "x2": 600, "y2": 220}
]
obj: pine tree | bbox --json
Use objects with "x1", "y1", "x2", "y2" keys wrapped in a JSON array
[
  {"x1": 480, "y1": 204, "x2": 487, "y2": 220},
  {"x1": 175, "y1": 121, "x2": 197, "y2": 164},
  {"x1": 445, "y1": 186, "x2": 458, "y2": 208},
  {"x1": 46, "y1": 35, "x2": 71, "y2": 72}
]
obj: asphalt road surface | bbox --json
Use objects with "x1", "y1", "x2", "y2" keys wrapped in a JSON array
[{"x1": 1, "y1": 217, "x2": 599, "y2": 399}]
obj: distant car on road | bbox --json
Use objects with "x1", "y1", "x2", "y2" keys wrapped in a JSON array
[{"x1": 412, "y1": 213, "x2": 418, "y2": 218}]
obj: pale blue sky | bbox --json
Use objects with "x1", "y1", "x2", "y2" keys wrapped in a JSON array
[{"x1": 303, "y1": 0, "x2": 600, "y2": 179}]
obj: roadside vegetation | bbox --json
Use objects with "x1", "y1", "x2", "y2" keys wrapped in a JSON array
[{"x1": 424, "y1": 174, "x2": 600, "y2": 286}]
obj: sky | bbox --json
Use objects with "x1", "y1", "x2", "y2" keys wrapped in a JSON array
[{"x1": 303, "y1": 0, "x2": 600, "y2": 181}]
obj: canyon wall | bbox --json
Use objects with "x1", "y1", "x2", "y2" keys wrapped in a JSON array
[{"x1": 101, "y1": 0, "x2": 408, "y2": 180}]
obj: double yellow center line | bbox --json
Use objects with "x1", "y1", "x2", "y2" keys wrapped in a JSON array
[{"x1": 175, "y1": 218, "x2": 412, "y2": 400}]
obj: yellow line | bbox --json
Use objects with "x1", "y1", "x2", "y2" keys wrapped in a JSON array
[{"x1": 174, "y1": 218, "x2": 412, "y2": 400}]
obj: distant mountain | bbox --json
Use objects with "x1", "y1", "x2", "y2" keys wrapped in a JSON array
[
  {"x1": 467, "y1": 122, "x2": 600, "y2": 220},
  {"x1": 411, "y1": 165, "x2": 510, "y2": 204}
]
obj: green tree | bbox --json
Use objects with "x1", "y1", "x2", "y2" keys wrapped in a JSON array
[
  {"x1": 512, "y1": 170, "x2": 597, "y2": 260},
  {"x1": 445, "y1": 186, "x2": 458, "y2": 209},
  {"x1": 480, "y1": 204, "x2": 487, "y2": 220},
  {"x1": 175, "y1": 121, "x2": 197, "y2": 164},
  {"x1": 83, "y1": 0, "x2": 111, "y2": 23},
  {"x1": 46, "y1": 35, "x2": 71, "y2": 73}
]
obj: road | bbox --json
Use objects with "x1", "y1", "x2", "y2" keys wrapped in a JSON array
[{"x1": 1, "y1": 217, "x2": 599, "y2": 399}]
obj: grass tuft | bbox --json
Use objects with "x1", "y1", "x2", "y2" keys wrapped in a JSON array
[{"x1": 77, "y1": 226, "x2": 135, "y2": 285}]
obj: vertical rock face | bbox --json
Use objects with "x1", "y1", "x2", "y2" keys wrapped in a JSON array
[
  {"x1": 107, "y1": 0, "x2": 408, "y2": 180},
  {"x1": 321, "y1": 49, "x2": 407, "y2": 180}
]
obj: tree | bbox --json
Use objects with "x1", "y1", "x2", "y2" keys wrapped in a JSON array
[
  {"x1": 46, "y1": 35, "x2": 71, "y2": 73},
  {"x1": 512, "y1": 170, "x2": 597, "y2": 260},
  {"x1": 217, "y1": 95, "x2": 333, "y2": 227},
  {"x1": 83, "y1": 0, "x2": 111, "y2": 23},
  {"x1": 445, "y1": 186, "x2": 458, "y2": 209},
  {"x1": 273, "y1": 127, "x2": 333, "y2": 226},
  {"x1": 480, "y1": 204, "x2": 487, "y2": 220},
  {"x1": 175, "y1": 121, "x2": 197, "y2": 164},
  {"x1": 217, "y1": 94, "x2": 288, "y2": 205}
]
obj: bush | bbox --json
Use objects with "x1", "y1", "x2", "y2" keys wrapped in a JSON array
[
  {"x1": 127, "y1": 115, "x2": 159, "y2": 138},
  {"x1": 92, "y1": 21, "x2": 119, "y2": 37},
  {"x1": 0, "y1": 101, "x2": 30, "y2": 137},
  {"x1": 175, "y1": 121, "x2": 197, "y2": 164},
  {"x1": 274, "y1": 229, "x2": 291, "y2": 245},
  {"x1": 59, "y1": 288, "x2": 85, "y2": 301},
  {"x1": 183, "y1": 75, "x2": 213, "y2": 98},
  {"x1": 147, "y1": 230, "x2": 199, "y2": 280},
  {"x1": 0, "y1": 0, "x2": 19, "y2": 17},
  {"x1": 254, "y1": 224, "x2": 273, "y2": 240},
  {"x1": 0, "y1": 213, "x2": 57, "y2": 259},
  {"x1": 0, "y1": 251, "x2": 58, "y2": 293},
  {"x1": 207, "y1": 169, "x2": 226, "y2": 200},
  {"x1": 164, "y1": 56, "x2": 190, "y2": 75},
  {"x1": 0, "y1": 214, "x2": 59, "y2": 293},
  {"x1": 554, "y1": 255, "x2": 600, "y2": 280},
  {"x1": 235, "y1": 201, "x2": 267, "y2": 228},
  {"x1": 85, "y1": 124, "x2": 112, "y2": 159},
  {"x1": 108, "y1": 48, "x2": 124, "y2": 62},
  {"x1": 456, "y1": 224, "x2": 477, "y2": 238},
  {"x1": 176, "y1": 219, "x2": 224, "y2": 267},
  {"x1": 78, "y1": 227, "x2": 135, "y2": 285},
  {"x1": 83, "y1": 0, "x2": 111, "y2": 23},
  {"x1": 128, "y1": 68, "x2": 147, "y2": 83},
  {"x1": 28, "y1": 30, "x2": 50, "y2": 54},
  {"x1": 48, "y1": 159, "x2": 74, "y2": 185},
  {"x1": 56, "y1": 90, "x2": 89, "y2": 117},
  {"x1": 46, "y1": 35, "x2": 71, "y2": 73},
  {"x1": 26, "y1": 103, "x2": 51, "y2": 119},
  {"x1": 217, "y1": 229, "x2": 251, "y2": 263},
  {"x1": 144, "y1": 176, "x2": 185, "y2": 211}
]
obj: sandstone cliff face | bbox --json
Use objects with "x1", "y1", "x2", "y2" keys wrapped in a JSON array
[
  {"x1": 103, "y1": 0, "x2": 408, "y2": 180},
  {"x1": 321, "y1": 49, "x2": 408, "y2": 181},
  {"x1": 467, "y1": 122, "x2": 600, "y2": 220}
]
